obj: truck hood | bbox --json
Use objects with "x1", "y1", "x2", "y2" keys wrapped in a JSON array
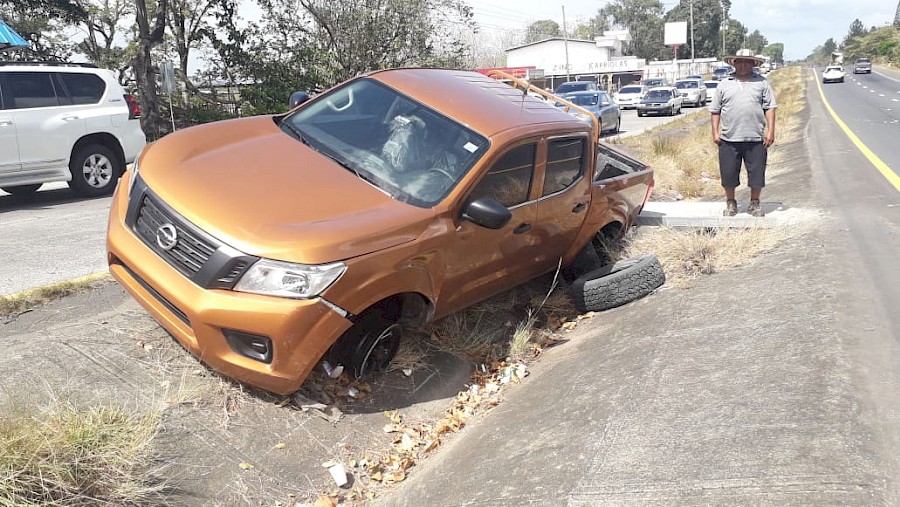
[{"x1": 139, "y1": 116, "x2": 434, "y2": 264}]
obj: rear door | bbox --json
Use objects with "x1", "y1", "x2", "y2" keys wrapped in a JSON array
[
  {"x1": 0, "y1": 75, "x2": 21, "y2": 176},
  {"x1": 533, "y1": 134, "x2": 592, "y2": 265},
  {"x1": 7, "y1": 71, "x2": 87, "y2": 175}
]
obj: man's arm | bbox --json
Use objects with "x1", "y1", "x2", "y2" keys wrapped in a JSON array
[
  {"x1": 711, "y1": 113, "x2": 721, "y2": 145},
  {"x1": 763, "y1": 108, "x2": 776, "y2": 147}
]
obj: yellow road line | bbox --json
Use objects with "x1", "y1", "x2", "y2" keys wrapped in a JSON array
[{"x1": 812, "y1": 68, "x2": 900, "y2": 193}]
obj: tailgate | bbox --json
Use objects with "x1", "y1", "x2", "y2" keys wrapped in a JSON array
[{"x1": 592, "y1": 142, "x2": 654, "y2": 223}]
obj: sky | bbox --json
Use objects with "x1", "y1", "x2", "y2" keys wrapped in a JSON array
[{"x1": 468, "y1": 0, "x2": 897, "y2": 61}]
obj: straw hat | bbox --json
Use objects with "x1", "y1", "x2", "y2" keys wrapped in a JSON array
[{"x1": 723, "y1": 49, "x2": 765, "y2": 66}]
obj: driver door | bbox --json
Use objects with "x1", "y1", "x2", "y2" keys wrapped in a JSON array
[{"x1": 438, "y1": 140, "x2": 544, "y2": 316}]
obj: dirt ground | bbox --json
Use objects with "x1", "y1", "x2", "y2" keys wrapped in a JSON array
[{"x1": 2, "y1": 273, "x2": 575, "y2": 505}]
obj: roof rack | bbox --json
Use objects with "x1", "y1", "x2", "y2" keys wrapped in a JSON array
[{"x1": 0, "y1": 61, "x2": 97, "y2": 68}]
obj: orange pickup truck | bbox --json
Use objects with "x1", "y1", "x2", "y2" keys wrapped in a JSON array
[{"x1": 106, "y1": 68, "x2": 656, "y2": 395}]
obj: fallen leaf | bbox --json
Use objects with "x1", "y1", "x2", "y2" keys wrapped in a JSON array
[
  {"x1": 274, "y1": 442, "x2": 287, "y2": 449},
  {"x1": 238, "y1": 462, "x2": 254, "y2": 470},
  {"x1": 383, "y1": 423, "x2": 403, "y2": 433},
  {"x1": 370, "y1": 471, "x2": 383, "y2": 482},
  {"x1": 314, "y1": 495, "x2": 337, "y2": 507},
  {"x1": 275, "y1": 398, "x2": 291, "y2": 407},
  {"x1": 423, "y1": 438, "x2": 440, "y2": 453}
]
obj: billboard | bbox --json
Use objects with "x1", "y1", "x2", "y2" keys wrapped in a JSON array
[{"x1": 664, "y1": 22, "x2": 687, "y2": 46}]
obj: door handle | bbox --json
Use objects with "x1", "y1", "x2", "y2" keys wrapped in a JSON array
[
  {"x1": 62, "y1": 115, "x2": 80, "y2": 121},
  {"x1": 572, "y1": 202, "x2": 587, "y2": 213},
  {"x1": 0, "y1": 120, "x2": 12, "y2": 126},
  {"x1": 513, "y1": 223, "x2": 532, "y2": 234}
]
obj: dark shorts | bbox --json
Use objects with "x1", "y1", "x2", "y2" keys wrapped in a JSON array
[{"x1": 718, "y1": 141, "x2": 767, "y2": 189}]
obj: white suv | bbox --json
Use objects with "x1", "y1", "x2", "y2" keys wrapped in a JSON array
[{"x1": 0, "y1": 62, "x2": 146, "y2": 198}]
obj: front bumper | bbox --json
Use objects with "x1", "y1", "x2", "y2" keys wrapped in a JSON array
[
  {"x1": 637, "y1": 103, "x2": 672, "y2": 114},
  {"x1": 106, "y1": 174, "x2": 353, "y2": 395}
]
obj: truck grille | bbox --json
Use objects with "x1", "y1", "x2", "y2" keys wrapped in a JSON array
[{"x1": 135, "y1": 195, "x2": 217, "y2": 276}]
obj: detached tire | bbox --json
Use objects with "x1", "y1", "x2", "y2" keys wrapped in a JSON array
[
  {"x1": 68, "y1": 144, "x2": 121, "y2": 197},
  {"x1": 571, "y1": 254, "x2": 666, "y2": 312}
]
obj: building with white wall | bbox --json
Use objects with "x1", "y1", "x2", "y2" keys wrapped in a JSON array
[{"x1": 503, "y1": 31, "x2": 645, "y2": 92}]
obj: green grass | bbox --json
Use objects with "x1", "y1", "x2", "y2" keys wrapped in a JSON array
[
  {"x1": 0, "y1": 401, "x2": 167, "y2": 506},
  {"x1": 0, "y1": 274, "x2": 111, "y2": 318}
]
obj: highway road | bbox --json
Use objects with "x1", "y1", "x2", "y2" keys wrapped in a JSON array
[{"x1": 817, "y1": 65, "x2": 900, "y2": 176}]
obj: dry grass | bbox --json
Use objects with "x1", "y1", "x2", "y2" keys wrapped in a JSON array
[
  {"x1": 0, "y1": 273, "x2": 111, "y2": 317},
  {"x1": 623, "y1": 225, "x2": 800, "y2": 288},
  {"x1": 0, "y1": 400, "x2": 168, "y2": 506}
]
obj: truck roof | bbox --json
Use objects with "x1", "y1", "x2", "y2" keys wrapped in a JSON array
[{"x1": 369, "y1": 68, "x2": 588, "y2": 138}]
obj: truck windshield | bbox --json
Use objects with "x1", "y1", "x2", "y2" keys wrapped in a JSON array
[{"x1": 284, "y1": 78, "x2": 489, "y2": 208}]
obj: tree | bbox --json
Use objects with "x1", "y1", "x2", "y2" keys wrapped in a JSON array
[
  {"x1": 572, "y1": 17, "x2": 609, "y2": 40},
  {"x1": 298, "y1": 0, "x2": 475, "y2": 84},
  {"x1": 744, "y1": 29, "x2": 767, "y2": 53},
  {"x1": 894, "y1": 0, "x2": 899, "y2": 28},
  {"x1": 167, "y1": 0, "x2": 221, "y2": 87},
  {"x1": 762, "y1": 43, "x2": 783, "y2": 64},
  {"x1": 133, "y1": 0, "x2": 169, "y2": 138},
  {"x1": 73, "y1": 0, "x2": 134, "y2": 83},
  {"x1": 664, "y1": 0, "x2": 725, "y2": 59},
  {"x1": 0, "y1": 0, "x2": 86, "y2": 59},
  {"x1": 842, "y1": 18, "x2": 869, "y2": 48},
  {"x1": 524, "y1": 19, "x2": 561, "y2": 43},
  {"x1": 598, "y1": 0, "x2": 667, "y2": 60},
  {"x1": 722, "y1": 19, "x2": 747, "y2": 57}
]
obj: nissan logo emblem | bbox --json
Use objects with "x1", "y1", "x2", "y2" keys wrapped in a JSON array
[{"x1": 156, "y1": 223, "x2": 178, "y2": 251}]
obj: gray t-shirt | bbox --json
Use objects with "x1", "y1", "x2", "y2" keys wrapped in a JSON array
[{"x1": 708, "y1": 76, "x2": 777, "y2": 142}]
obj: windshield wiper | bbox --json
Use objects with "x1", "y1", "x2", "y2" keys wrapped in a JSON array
[{"x1": 281, "y1": 121, "x2": 307, "y2": 144}]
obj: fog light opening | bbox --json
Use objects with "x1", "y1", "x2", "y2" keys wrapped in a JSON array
[{"x1": 223, "y1": 329, "x2": 273, "y2": 364}]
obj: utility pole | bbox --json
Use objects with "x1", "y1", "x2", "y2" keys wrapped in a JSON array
[
  {"x1": 689, "y1": 0, "x2": 695, "y2": 63},
  {"x1": 562, "y1": 5, "x2": 571, "y2": 81},
  {"x1": 721, "y1": 2, "x2": 727, "y2": 57}
]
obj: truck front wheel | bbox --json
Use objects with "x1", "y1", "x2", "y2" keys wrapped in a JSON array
[{"x1": 326, "y1": 308, "x2": 402, "y2": 379}]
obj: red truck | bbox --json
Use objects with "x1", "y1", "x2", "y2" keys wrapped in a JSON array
[{"x1": 107, "y1": 68, "x2": 660, "y2": 395}]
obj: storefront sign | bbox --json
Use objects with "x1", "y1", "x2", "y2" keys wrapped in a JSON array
[{"x1": 549, "y1": 59, "x2": 646, "y2": 75}]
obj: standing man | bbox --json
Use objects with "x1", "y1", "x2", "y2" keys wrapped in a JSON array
[{"x1": 709, "y1": 49, "x2": 777, "y2": 217}]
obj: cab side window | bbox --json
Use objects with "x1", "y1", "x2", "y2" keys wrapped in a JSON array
[
  {"x1": 543, "y1": 137, "x2": 585, "y2": 196},
  {"x1": 469, "y1": 143, "x2": 535, "y2": 208},
  {"x1": 6, "y1": 72, "x2": 60, "y2": 109}
]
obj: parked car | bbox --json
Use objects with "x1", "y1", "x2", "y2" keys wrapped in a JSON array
[
  {"x1": 558, "y1": 90, "x2": 621, "y2": 135},
  {"x1": 0, "y1": 62, "x2": 146, "y2": 198},
  {"x1": 106, "y1": 68, "x2": 657, "y2": 395},
  {"x1": 637, "y1": 86, "x2": 683, "y2": 117},
  {"x1": 853, "y1": 57, "x2": 872, "y2": 74},
  {"x1": 613, "y1": 84, "x2": 647, "y2": 110},
  {"x1": 641, "y1": 77, "x2": 669, "y2": 88},
  {"x1": 703, "y1": 80, "x2": 718, "y2": 102},
  {"x1": 674, "y1": 78, "x2": 707, "y2": 107},
  {"x1": 554, "y1": 81, "x2": 599, "y2": 94},
  {"x1": 822, "y1": 65, "x2": 845, "y2": 83},
  {"x1": 712, "y1": 66, "x2": 734, "y2": 80}
]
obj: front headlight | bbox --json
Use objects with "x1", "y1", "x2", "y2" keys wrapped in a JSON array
[{"x1": 234, "y1": 259, "x2": 346, "y2": 299}]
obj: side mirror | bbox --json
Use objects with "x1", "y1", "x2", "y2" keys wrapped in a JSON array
[
  {"x1": 288, "y1": 91, "x2": 310, "y2": 109},
  {"x1": 461, "y1": 198, "x2": 512, "y2": 230}
]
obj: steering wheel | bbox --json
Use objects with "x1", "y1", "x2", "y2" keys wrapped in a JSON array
[
  {"x1": 427, "y1": 167, "x2": 455, "y2": 182},
  {"x1": 326, "y1": 88, "x2": 354, "y2": 112}
]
